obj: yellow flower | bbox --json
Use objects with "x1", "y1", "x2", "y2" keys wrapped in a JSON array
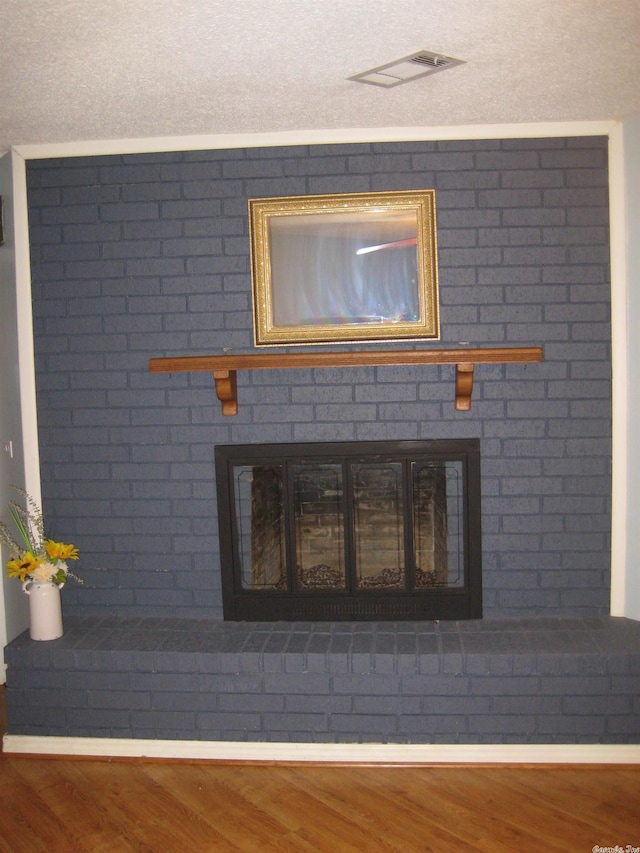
[
  {"x1": 45, "y1": 540, "x2": 79, "y2": 561},
  {"x1": 6, "y1": 552, "x2": 42, "y2": 582}
]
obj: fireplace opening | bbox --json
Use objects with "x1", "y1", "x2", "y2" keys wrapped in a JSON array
[{"x1": 215, "y1": 439, "x2": 482, "y2": 621}]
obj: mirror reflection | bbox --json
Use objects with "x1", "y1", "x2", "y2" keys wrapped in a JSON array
[{"x1": 269, "y1": 210, "x2": 420, "y2": 327}]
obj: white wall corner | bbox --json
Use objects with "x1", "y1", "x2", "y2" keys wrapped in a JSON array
[
  {"x1": 617, "y1": 117, "x2": 640, "y2": 620},
  {"x1": 608, "y1": 123, "x2": 629, "y2": 616},
  {"x1": 0, "y1": 151, "x2": 32, "y2": 667},
  {"x1": 11, "y1": 150, "x2": 42, "y2": 506}
]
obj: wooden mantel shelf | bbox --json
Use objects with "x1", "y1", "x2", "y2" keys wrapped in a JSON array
[{"x1": 149, "y1": 346, "x2": 543, "y2": 416}]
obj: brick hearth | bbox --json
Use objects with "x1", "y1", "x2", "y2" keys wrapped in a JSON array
[{"x1": 5, "y1": 616, "x2": 640, "y2": 744}]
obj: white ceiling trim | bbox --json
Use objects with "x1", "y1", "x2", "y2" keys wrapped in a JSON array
[{"x1": 13, "y1": 120, "x2": 618, "y2": 160}]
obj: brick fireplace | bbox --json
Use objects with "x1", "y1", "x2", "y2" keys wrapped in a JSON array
[{"x1": 4, "y1": 132, "x2": 628, "y2": 750}]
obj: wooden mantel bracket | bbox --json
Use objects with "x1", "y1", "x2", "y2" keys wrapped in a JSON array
[
  {"x1": 212, "y1": 369, "x2": 238, "y2": 417},
  {"x1": 149, "y1": 346, "x2": 543, "y2": 416},
  {"x1": 455, "y1": 363, "x2": 475, "y2": 412}
]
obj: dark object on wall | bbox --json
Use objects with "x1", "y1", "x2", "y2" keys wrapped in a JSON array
[
  {"x1": 0, "y1": 196, "x2": 4, "y2": 244},
  {"x1": 216, "y1": 439, "x2": 482, "y2": 622}
]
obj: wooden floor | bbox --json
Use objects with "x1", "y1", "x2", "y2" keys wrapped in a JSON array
[{"x1": 1, "y1": 689, "x2": 639, "y2": 852}]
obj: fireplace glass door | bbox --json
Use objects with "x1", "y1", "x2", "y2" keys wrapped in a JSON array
[
  {"x1": 216, "y1": 440, "x2": 481, "y2": 621},
  {"x1": 293, "y1": 463, "x2": 346, "y2": 590}
]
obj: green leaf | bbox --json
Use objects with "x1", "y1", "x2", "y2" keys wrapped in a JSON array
[{"x1": 8, "y1": 505, "x2": 33, "y2": 553}]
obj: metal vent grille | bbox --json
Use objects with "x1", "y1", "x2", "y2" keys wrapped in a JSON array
[
  {"x1": 349, "y1": 50, "x2": 465, "y2": 88},
  {"x1": 411, "y1": 53, "x2": 454, "y2": 68}
]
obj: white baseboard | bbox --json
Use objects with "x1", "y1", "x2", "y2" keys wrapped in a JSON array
[{"x1": 3, "y1": 734, "x2": 640, "y2": 764}]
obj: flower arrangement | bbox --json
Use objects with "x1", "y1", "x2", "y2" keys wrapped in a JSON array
[{"x1": 0, "y1": 487, "x2": 82, "y2": 587}]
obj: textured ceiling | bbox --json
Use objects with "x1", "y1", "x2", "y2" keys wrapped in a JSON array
[{"x1": 1, "y1": 0, "x2": 639, "y2": 155}]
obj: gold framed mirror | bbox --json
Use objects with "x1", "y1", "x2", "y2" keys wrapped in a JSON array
[{"x1": 248, "y1": 190, "x2": 440, "y2": 346}]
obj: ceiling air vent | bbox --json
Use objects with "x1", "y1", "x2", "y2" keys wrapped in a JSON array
[{"x1": 349, "y1": 50, "x2": 465, "y2": 88}]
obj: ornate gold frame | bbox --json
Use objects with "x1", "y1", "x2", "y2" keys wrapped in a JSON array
[{"x1": 248, "y1": 190, "x2": 440, "y2": 346}]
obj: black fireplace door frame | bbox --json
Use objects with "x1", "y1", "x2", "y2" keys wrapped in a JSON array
[{"x1": 215, "y1": 439, "x2": 482, "y2": 622}]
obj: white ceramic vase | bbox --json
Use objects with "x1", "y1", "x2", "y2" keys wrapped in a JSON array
[{"x1": 23, "y1": 581, "x2": 64, "y2": 641}]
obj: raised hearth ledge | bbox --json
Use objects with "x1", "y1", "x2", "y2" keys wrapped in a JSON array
[
  {"x1": 4, "y1": 736, "x2": 640, "y2": 764},
  {"x1": 6, "y1": 616, "x2": 640, "y2": 753}
]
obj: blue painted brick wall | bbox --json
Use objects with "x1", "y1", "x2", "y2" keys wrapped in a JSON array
[{"x1": 25, "y1": 136, "x2": 611, "y2": 620}]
